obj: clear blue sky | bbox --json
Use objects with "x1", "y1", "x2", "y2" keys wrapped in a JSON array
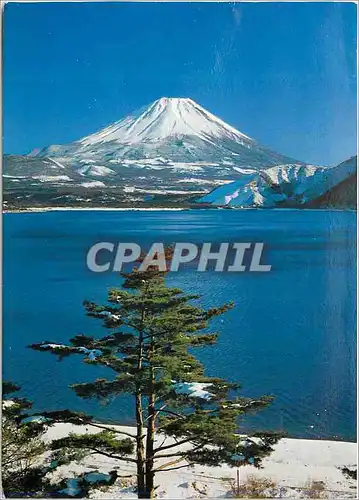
[{"x1": 3, "y1": 2, "x2": 357, "y2": 166}]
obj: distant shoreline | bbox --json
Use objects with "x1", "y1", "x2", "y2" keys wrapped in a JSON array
[
  {"x1": 3, "y1": 206, "x2": 355, "y2": 214},
  {"x1": 3, "y1": 206, "x2": 190, "y2": 213}
]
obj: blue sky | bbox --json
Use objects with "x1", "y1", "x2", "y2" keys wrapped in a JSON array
[{"x1": 3, "y1": 2, "x2": 357, "y2": 166}]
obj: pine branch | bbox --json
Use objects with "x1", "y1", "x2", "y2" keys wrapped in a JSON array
[
  {"x1": 87, "y1": 422, "x2": 137, "y2": 439},
  {"x1": 152, "y1": 451, "x2": 187, "y2": 460},
  {"x1": 155, "y1": 434, "x2": 168, "y2": 450},
  {"x1": 89, "y1": 448, "x2": 137, "y2": 463},
  {"x1": 154, "y1": 436, "x2": 195, "y2": 453},
  {"x1": 154, "y1": 463, "x2": 193, "y2": 473},
  {"x1": 155, "y1": 408, "x2": 186, "y2": 420},
  {"x1": 152, "y1": 403, "x2": 167, "y2": 422},
  {"x1": 153, "y1": 456, "x2": 187, "y2": 472},
  {"x1": 154, "y1": 439, "x2": 210, "y2": 461}
]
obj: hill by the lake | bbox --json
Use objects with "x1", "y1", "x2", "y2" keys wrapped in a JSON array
[{"x1": 197, "y1": 156, "x2": 357, "y2": 210}]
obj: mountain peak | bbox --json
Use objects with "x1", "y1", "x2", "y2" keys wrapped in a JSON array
[
  {"x1": 76, "y1": 97, "x2": 252, "y2": 147},
  {"x1": 32, "y1": 98, "x2": 296, "y2": 169},
  {"x1": 156, "y1": 97, "x2": 192, "y2": 103}
]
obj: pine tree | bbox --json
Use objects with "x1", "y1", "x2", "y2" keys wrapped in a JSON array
[
  {"x1": 2, "y1": 382, "x2": 76, "y2": 497},
  {"x1": 2, "y1": 381, "x2": 128, "y2": 497},
  {"x1": 1, "y1": 381, "x2": 51, "y2": 497},
  {"x1": 30, "y1": 255, "x2": 281, "y2": 498}
]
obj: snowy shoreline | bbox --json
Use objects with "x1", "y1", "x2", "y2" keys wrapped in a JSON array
[
  {"x1": 3, "y1": 206, "x2": 355, "y2": 214},
  {"x1": 3, "y1": 206, "x2": 189, "y2": 213},
  {"x1": 44, "y1": 422, "x2": 357, "y2": 498}
]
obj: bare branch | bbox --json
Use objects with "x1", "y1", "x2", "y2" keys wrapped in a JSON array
[
  {"x1": 153, "y1": 456, "x2": 187, "y2": 471},
  {"x1": 154, "y1": 463, "x2": 193, "y2": 473}
]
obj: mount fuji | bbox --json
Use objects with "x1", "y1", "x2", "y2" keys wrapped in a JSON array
[
  {"x1": 4, "y1": 98, "x2": 355, "y2": 209},
  {"x1": 30, "y1": 97, "x2": 295, "y2": 171}
]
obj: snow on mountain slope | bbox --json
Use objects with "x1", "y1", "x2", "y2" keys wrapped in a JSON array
[
  {"x1": 77, "y1": 165, "x2": 116, "y2": 177},
  {"x1": 31, "y1": 97, "x2": 296, "y2": 170},
  {"x1": 198, "y1": 156, "x2": 357, "y2": 208},
  {"x1": 76, "y1": 97, "x2": 253, "y2": 146},
  {"x1": 198, "y1": 170, "x2": 258, "y2": 205},
  {"x1": 3, "y1": 155, "x2": 70, "y2": 177}
]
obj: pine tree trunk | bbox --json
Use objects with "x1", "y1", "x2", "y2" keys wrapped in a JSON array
[
  {"x1": 136, "y1": 392, "x2": 146, "y2": 498},
  {"x1": 145, "y1": 393, "x2": 155, "y2": 498},
  {"x1": 136, "y1": 329, "x2": 146, "y2": 498},
  {"x1": 145, "y1": 337, "x2": 156, "y2": 498}
]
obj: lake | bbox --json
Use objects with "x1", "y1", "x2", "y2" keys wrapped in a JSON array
[{"x1": 2, "y1": 209, "x2": 357, "y2": 441}]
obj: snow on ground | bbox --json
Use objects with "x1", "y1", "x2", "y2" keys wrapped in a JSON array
[
  {"x1": 3, "y1": 175, "x2": 28, "y2": 179},
  {"x1": 118, "y1": 160, "x2": 210, "y2": 173},
  {"x1": 77, "y1": 165, "x2": 116, "y2": 177},
  {"x1": 31, "y1": 175, "x2": 72, "y2": 182},
  {"x1": 4, "y1": 207, "x2": 187, "y2": 213},
  {"x1": 43, "y1": 423, "x2": 357, "y2": 499},
  {"x1": 179, "y1": 178, "x2": 232, "y2": 186},
  {"x1": 81, "y1": 181, "x2": 106, "y2": 188},
  {"x1": 232, "y1": 166, "x2": 257, "y2": 175},
  {"x1": 47, "y1": 158, "x2": 67, "y2": 169},
  {"x1": 122, "y1": 186, "x2": 206, "y2": 195}
]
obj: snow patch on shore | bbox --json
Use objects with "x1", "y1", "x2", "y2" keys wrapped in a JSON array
[{"x1": 42, "y1": 423, "x2": 357, "y2": 499}]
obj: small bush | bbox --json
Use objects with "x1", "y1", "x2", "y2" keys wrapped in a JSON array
[
  {"x1": 341, "y1": 467, "x2": 357, "y2": 480},
  {"x1": 304, "y1": 480, "x2": 327, "y2": 499},
  {"x1": 231, "y1": 475, "x2": 277, "y2": 498}
]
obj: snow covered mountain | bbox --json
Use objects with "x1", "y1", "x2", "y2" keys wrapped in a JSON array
[
  {"x1": 304, "y1": 157, "x2": 357, "y2": 209},
  {"x1": 30, "y1": 97, "x2": 296, "y2": 175},
  {"x1": 4, "y1": 98, "x2": 356, "y2": 210},
  {"x1": 198, "y1": 156, "x2": 357, "y2": 209}
]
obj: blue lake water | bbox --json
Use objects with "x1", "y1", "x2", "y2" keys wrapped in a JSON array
[{"x1": 2, "y1": 209, "x2": 357, "y2": 441}]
